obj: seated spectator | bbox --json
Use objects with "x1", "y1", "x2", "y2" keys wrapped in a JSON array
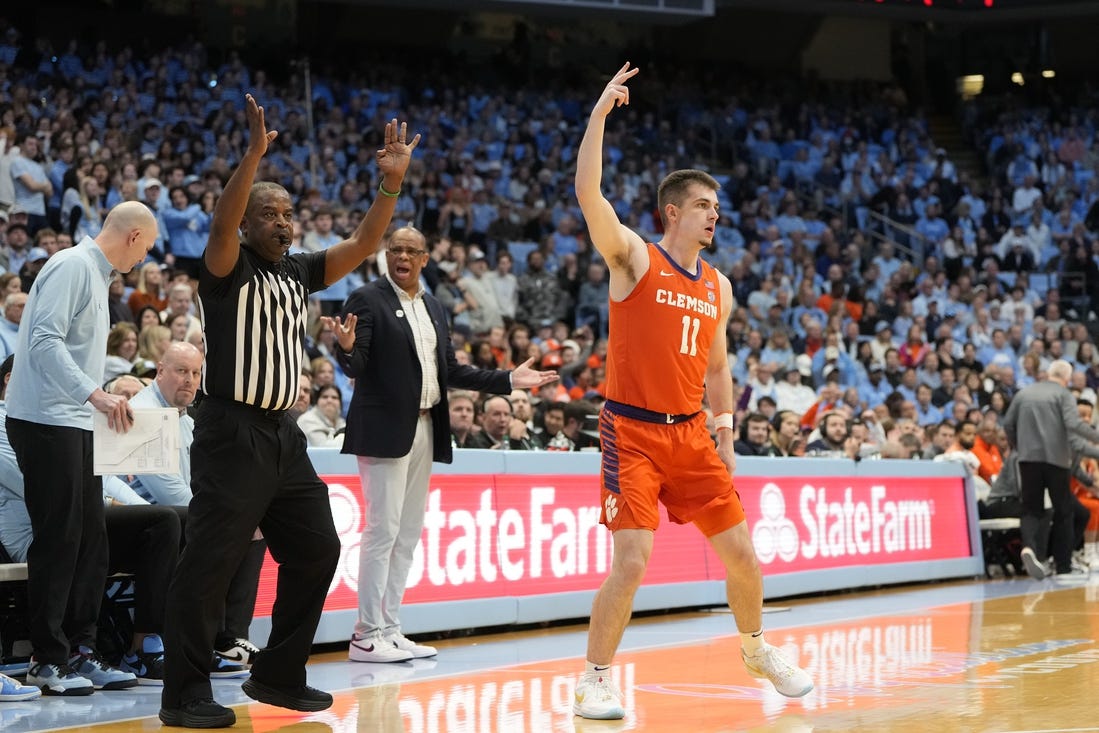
[
  {"x1": 934, "y1": 418, "x2": 992, "y2": 491},
  {"x1": 469, "y1": 394, "x2": 536, "y2": 450},
  {"x1": 104, "y1": 321, "x2": 139, "y2": 382},
  {"x1": 506, "y1": 388, "x2": 543, "y2": 448},
  {"x1": 558, "y1": 400, "x2": 601, "y2": 451},
  {"x1": 880, "y1": 439, "x2": 918, "y2": 459},
  {"x1": 0, "y1": 291, "x2": 24, "y2": 359},
  {"x1": 137, "y1": 323, "x2": 171, "y2": 369},
  {"x1": 158, "y1": 283, "x2": 201, "y2": 343},
  {"x1": 734, "y1": 413, "x2": 778, "y2": 456},
  {"x1": 972, "y1": 412, "x2": 1005, "y2": 484},
  {"x1": 127, "y1": 261, "x2": 168, "y2": 315},
  {"x1": 805, "y1": 411, "x2": 857, "y2": 459},
  {"x1": 449, "y1": 390, "x2": 480, "y2": 449},
  {"x1": 769, "y1": 410, "x2": 806, "y2": 457},
  {"x1": 898, "y1": 324, "x2": 930, "y2": 368},
  {"x1": 775, "y1": 363, "x2": 816, "y2": 415},
  {"x1": 108, "y1": 277, "x2": 135, "y2": 328},
  {"x1": 105, "y1": 373, "x2": 148, "y2": 399},
  {"x1": 746, "y1": 361, "x2": 780, "y2": 411},
  {"x1": 296, "y1": 384, "x2": 346, "y2": 448},
  {"x1": 922, "y1": 420, "x2": 956, "y2": 460},
  {"x1": 914, "y1": 384, "x2": 944, "y2": 427},
  {"x1": 287, "y1": 371, "x2": 314, "y2": 421}
]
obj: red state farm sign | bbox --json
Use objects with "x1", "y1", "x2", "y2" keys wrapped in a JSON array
[
  {"x1": 739, "y1": 475, "x2": 972, "y2": 570},
  {"x1": 251, "y1": 472, "x2": 971, "y2": 617}
]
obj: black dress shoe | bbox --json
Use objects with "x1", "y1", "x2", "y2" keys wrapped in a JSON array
[
  {"x1": 242, "y1": 677, "x2": 333, "y2": 712},
  {"x1": 159, "y1": 698, "x2": 236, "y2": 728}
]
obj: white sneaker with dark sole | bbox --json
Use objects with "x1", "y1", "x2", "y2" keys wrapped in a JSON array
[
  {"x1": 26, "y1": 661, "x2": 94, "y2": 696},
  {"x1": 349, "y1": 633, "x2": 413, "y2": 663}
]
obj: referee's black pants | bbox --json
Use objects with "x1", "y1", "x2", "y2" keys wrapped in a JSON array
[
  {"x1": 6, "y1": 418, "x2": 108, "y2": 665},
  {"x1": 162, "y1": 399, "x2": 340, "y2": 708}
]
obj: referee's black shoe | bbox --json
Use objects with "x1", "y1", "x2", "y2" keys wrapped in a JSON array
[
  {"x1": 159, "y1": 698, "x2": 236, "y2": 728},
  {"x1": 242, "y1": 677, "x2": 333, "y2": 712}
]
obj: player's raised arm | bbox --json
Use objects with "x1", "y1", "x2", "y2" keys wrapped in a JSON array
[{"x1": 576, "y1": 63, "x2": 646, "y2": 284}]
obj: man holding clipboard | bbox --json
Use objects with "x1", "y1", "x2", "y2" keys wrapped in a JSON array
[{"x1": 6, "y1": 201, "x2": 157, "y2": 695}]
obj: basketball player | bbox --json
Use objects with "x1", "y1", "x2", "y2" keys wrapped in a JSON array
[{"x1": 571, "y1": 62, "x2": 814, "y2": 720}]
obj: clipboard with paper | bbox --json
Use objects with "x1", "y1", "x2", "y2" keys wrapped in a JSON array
[{"x1": 93, "y1": 407, "x2": 180, "y2": 476}]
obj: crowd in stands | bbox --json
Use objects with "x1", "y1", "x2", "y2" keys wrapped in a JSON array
[{"x1": 0, "y1": 22, "x2": 1098, "y2": 572}]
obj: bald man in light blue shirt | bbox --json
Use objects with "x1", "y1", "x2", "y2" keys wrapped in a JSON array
[{"x1": 6, "y1": 201, "x2": 157, "y2": 695}]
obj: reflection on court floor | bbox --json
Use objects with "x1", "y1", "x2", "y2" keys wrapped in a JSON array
[{"x1": 11, "y1": 576, "x2": 1099, "y2": 732}]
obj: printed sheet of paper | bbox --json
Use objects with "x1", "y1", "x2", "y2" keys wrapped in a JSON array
[{"x1": 93, "y1": 407, "x2": 180, "y2": 476}]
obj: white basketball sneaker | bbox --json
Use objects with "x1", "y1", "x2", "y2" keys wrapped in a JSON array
[
  {"x1": 349, "y1": 632, "x2": 413, "y2": 663},
  {"x1": 742, "y1": 643, "x2": 814, "y2": 697},
  {"x1": 573, "y1": 673, "x2": 625, "y2": 720}
]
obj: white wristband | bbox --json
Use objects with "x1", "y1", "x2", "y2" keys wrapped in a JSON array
[{"x1": 714, "y1": 412, "x2": 733, "y2": 431}]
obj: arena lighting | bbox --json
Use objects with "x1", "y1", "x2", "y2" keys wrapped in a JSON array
[
  {"x1": 860, "y1": 0, "x2": 996, "y2": 6},
  {"x1": 1012, "y1": 72, "x2": 1025, "y2": 85},
  {"x1": 1042, "y1": 69, "x2": 1056, "y2": 78}
]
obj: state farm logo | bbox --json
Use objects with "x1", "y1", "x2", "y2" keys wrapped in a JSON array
[
  {"x1": 752, "y1": 483, "x2": 800, "y2": 563},
  {"x1": 752, "y1": 483, "x2": 934, "y2": 563}
]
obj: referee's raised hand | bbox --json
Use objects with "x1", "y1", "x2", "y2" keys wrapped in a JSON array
[
  {"x1": 376, "y1": 118, "x2": 421, "y2": 181},
  {"x1": 244, "y1": 93, "x2": 278, "y2": 158}
]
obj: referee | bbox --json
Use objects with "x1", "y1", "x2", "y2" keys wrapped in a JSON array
[{"x1": 159, "y1": 94, "x2": 419, "y2": 729}]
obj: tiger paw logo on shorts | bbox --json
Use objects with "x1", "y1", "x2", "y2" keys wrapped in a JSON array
[{"x1": 604, "y1": 495, "x2": 619, "y2": 523}]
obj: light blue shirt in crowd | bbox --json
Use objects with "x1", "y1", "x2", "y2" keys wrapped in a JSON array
[
  {"x1": 0, "y1": 402, "x2": 31, "y2": 561},
  {"x1": 10, "y1": 155, "x2": 49, "y2": 216},
  {"x1": 0, "y1": 319, "x2": 18, "y2": 359},
  {"x1": 127, "y1": 381, "x2": 193, "y2": 506},
  {"x1": 161, "y1": 204, "x2": 211, "y2": 259},
  {"x1": 6, "y1": 236, "x2": 113, "y2": 430}
]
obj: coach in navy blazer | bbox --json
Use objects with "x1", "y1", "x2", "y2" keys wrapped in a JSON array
[
  {"x1": 330, "y1": 226, "x2": 556, "y2": 662},
  {"x1": 336, "y1": 272, "x2": 509, "y2": 464}
]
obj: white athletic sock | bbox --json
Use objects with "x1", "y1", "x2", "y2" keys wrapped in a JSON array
[
  {"x1": 584, "y1": 660, "x2": 612, "y2": 678},
  {"x1": 741, "y1": 629, "x2": 765, "y2": 656}
]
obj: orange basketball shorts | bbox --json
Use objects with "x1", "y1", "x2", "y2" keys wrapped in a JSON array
[{"x1": 598, "y1": 407, "x2": 744, "y2": 537}]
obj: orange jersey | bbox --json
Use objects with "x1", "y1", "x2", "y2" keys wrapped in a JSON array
[{"x1": 604, "y1": 243, "x2": 722, "y2": 415}]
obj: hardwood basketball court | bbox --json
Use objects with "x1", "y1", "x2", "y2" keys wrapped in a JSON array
[{"x1": 4, "y1": 575, "x2": 1097, "y2": 732}]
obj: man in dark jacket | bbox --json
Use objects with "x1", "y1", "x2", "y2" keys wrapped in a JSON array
[{"x1": 329, "y1": 226, "x2": 556, "y2": 663}]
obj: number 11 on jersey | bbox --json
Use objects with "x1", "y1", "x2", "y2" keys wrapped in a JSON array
[{"x1": 679, "y1": 315, "x2": 700, "y2": 356}]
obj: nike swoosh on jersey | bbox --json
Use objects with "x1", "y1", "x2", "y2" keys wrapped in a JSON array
[{"x1": 660, "y1": 270, "x2": 674, "y2": 277}]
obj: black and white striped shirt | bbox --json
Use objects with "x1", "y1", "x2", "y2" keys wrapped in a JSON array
[{"x1": 198, "y1": 246, "x2": 327, "y2": 411}]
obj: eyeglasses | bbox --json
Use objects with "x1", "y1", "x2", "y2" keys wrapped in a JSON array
[{"x1": 388, "y1": 247, "x2": 427, "y2": 258}]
